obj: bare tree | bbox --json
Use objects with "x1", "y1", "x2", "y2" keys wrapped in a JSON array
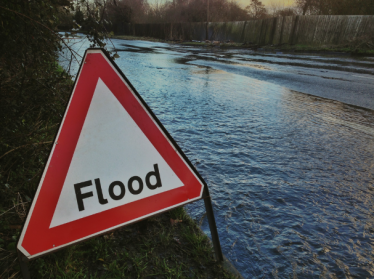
[
  {"x1": 144, "y1": 0, "x2": 250, "y2": 23},
  {"x1": 267, "y1": 0, "x2": 297, "y2": 16},
  {"x1": 296, "y1": 0, "x2": 321, "y2": 15},
  {"x1": 246, "y1": 0, "x2": 268, "y2": 19}
]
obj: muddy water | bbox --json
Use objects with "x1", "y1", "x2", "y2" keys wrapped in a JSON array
[{"x1": 60, "y1": 38, "x2": 374, "y2": 278}]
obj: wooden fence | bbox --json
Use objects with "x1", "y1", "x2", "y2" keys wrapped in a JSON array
[{"x1": 118, "y1": 15, "x2": 374, "y2": 46}]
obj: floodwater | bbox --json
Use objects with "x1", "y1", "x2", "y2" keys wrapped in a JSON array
[{"x1": 60, "y1": 38, "x2": 374, "y2": 278}]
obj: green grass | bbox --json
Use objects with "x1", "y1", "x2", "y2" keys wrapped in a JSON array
[
  {"x1": 111, "y1": 35, "x2": 165, "y2": 42},
  {"x1": 111, "y1": 33, "x2": 374, "y2": 55},
  {"x1": 181, "y1": 41, "x2": 244, "y2": 48},
  {"x1": 2, "y1": 201, "x2": 237, "y2": 278},
  {"x1": 180, "y1": 42, "x2": 207, "y2": 46},
  {"x1": 11, "y1": 208, "x2": 234, "y2": 278},
  {"x1": 262, "y1": 43, "x2": 374, "y2": 55},
  {"x1": 111, "y1": 36, "x2": 246, "y2": 49}
]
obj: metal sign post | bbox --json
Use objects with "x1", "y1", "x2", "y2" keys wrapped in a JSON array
[
  {"x1": 203, "y1": 185, "x2": 223, "y2": 261},
  {"x1": 17, "y1": 249, "x2": 30, "y2": 279}
]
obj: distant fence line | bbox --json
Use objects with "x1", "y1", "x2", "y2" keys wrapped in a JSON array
[{"x1": 117, "y1": 15, "x2": 374, "y2": 46}]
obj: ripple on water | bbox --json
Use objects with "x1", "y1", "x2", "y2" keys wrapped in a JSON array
[{"x1": 61, "y1": 39, "x2": 374, "y2": 278}]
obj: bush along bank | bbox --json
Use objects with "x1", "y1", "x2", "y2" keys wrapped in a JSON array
[{"x1": 0, "y1": 1, "x2": 110, "y2": 275}]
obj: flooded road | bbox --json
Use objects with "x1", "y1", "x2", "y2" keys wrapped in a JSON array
[{"x1": 61, "y1": 38, "x2": 374, "y2": 278}]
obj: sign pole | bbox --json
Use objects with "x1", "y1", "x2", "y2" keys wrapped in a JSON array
[
  {"x1": 202, "y1": 185, "x2": 223, "y2": 261},
  {"x1": 17, "y1": 249, "x2": 30, "y2": 279}
]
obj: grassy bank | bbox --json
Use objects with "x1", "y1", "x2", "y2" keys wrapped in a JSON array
[
  {"x1": 112, "y1": 35, "x2": 166, "y2": 43},
  {"x1": 111, "y1": 35, "x2": 374, "y2": 55},
  {"x1": 111, "y1": 35, "x2": 245, "y2": 48},
  {"x1": 260, "y1": 43, "x2": 374, "y2": 56},
  {"x1": 2, "y1": 206, "x2": 235, "y2": 278}
]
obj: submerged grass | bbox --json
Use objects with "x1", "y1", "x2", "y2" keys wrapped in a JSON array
[
  {"x1": 111, "y1": 35, "x2": 244, "y2": 48},
  {"x1": 111, "y1": 35, "x2": 165, "y2": 43},
  {"x1": 261, "y1": 43, "x2": 374, "y2": 56},
  {"x1": 112, "y1": 34, "x2": 374, "y2": 55}
]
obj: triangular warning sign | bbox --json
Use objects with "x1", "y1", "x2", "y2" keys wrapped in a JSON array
[{"x1": 18, "y1": 49, "x2": 205, "y2": 259}]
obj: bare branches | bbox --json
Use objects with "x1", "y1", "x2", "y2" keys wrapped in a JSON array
[
  {"x1": 295, "y1": 0, "x2": 374, "y2": 15},
  {"x1": 0, "y1": 5, "x2": 82, "y2": 63},
  {"x1": 0, "y1": 141, "x2": 52, "y2": 160},
  {"x1": 0, "y1": 193, "x2": 29, "y2": 219},
  {"x1": 246, "y1": 0, "x2": 268, "y2": 19}
]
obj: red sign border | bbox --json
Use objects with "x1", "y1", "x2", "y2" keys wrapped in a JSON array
[{"x1": 17, "y1": 48, "x2": 207, "y2": 259}]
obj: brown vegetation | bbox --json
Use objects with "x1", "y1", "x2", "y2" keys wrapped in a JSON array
[
  {"x1": 246, "y1": 0, "x2": 268, "y2": 19},
  {"x1": 57, "y1": 0, "x2": 374, "y2": 33},
  {"x1": 62, "y1": 0, "x2": 269, "y2": 29},
  {"x1": 296, "y1": 0, "x2": 374, "y2": 15}
]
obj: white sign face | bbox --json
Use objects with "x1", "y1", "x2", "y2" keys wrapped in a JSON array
[{"x1": 50, "y1": 79, "x2": 184, "y2": 228}]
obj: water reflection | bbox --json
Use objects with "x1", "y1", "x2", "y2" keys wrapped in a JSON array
[{"x1": 60, "y1": 38, "x2": 374, "y2": 278}]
